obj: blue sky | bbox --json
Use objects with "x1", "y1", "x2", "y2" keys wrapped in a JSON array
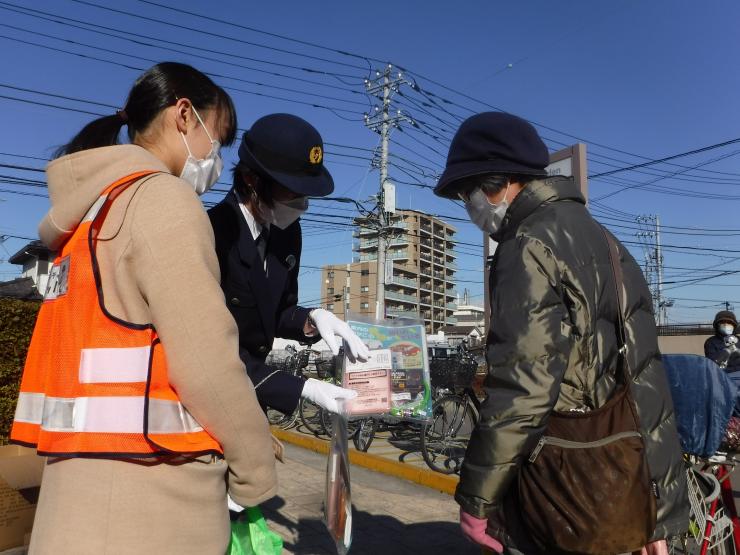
[{"x1": 0, "y1": 0, "x2": 739, "y2": 323}]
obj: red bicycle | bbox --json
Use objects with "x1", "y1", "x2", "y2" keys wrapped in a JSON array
[{"x1": 671, "y1": 454, "x2": 740, "y2": 555}]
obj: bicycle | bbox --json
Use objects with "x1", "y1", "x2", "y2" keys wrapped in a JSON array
[
  {"x1": 661, "y1": 353, "x2": 740, "y2": 555},
  {"x1": 669, "y1": 455, "x2": 739, "y2": 555},
  {"x1": 420, "y1": 345, "x2": 482, "y2": 474},
  {"x1": 297, "y1": 353, "x2": 336, "y2": 436},
  {"x1": 265, "y1": 344, "x2": 314, "y2": 429}
]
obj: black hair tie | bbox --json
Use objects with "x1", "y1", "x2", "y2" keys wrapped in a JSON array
[{"x1": 116, "y1": 109, "x2": 129, "y2": 124}]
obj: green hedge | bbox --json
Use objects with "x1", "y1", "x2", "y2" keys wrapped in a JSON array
[{"x1": 0, "y1": 298, "x2": 40, "y2": 443}]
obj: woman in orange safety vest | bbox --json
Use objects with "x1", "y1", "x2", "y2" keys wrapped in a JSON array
[{"x1": 11, "y1": 62, "x2": 277, "y2": 554}]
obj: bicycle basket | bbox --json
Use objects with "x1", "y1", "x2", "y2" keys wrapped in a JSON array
[
  {"x1": 430, "y1": 358, "x2": 477, "y2": 389},
  {"x1": 685, "y1": 467, "x2": 735, "y2": 550}
]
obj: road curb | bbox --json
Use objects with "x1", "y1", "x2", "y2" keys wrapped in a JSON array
[{"x1": 272, "y1": 427, "x2": 459, "y2": 496}]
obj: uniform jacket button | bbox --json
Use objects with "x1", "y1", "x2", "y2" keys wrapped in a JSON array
[
  {"x1": 258, "y1": 345, "x2": 268, "y2": 354},
  {"x1": 230, "y1": 297, "x2": 240, "y2": 306}
]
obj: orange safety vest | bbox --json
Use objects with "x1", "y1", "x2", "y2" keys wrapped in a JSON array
[{"x1": 10, "y1": 172, "x2": 223, "y2": 457}]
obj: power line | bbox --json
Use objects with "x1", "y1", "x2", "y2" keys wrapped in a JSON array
[
  {"x1": 0, "y1": 3, "x2": 364, "y2": 84},
  {"x1": 589, "y1": 137, "x2": 740, "y2": 179},
  {"x1": 69, "y1": 0, "x2": 372, "y2": 72},
  {"x1": 0, "y1": 23, "x2": 371, "y2": 109},
  {"x1": 132, "y1": 0, "x2": 384, "y2": 66}
]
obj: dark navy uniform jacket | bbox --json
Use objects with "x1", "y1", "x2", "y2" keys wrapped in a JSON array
[{"x1": 208, "y1": 190, "x2": 315, "y2": 414}]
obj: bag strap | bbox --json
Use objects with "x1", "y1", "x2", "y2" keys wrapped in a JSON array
[{"x1": 599, "y1": 225, "x2": 631, "y2": 381}]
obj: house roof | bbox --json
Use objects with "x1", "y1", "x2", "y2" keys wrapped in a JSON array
[
  {"x1": 8, "y1": 240, "x2": 50, "y2": 265},
  {"x1": 438, "y1": 325, "x2": 483, "y2": 335},
  {"x1": 0, "y1": 277, "x2": 42, "y2": 301}
]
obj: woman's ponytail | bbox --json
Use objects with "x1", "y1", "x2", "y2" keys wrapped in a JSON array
[
  {"x1": 54, "y1": 62, "x2": 236, "y2": 159},
  {"x1": 54, "y1": 112, "x2": 128, "y2": 158}
]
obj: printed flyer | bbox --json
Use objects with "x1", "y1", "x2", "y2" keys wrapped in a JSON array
[
  {"x1": 343, "y1": 349, "x2": 392, "y2": 415},
  {"x1": 343, "y1": 320, "x2": 432, "y2": 420}
]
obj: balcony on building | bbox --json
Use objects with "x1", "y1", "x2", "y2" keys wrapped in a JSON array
[
  {"x1": 355, "y1": 238, "x2": 378, "y2": 251},
  {"x1": 387, "y1": 307, "x2": 419, "y2": 318},
  {"x1": 357, "y1": 226, "x2": 377, "y2": 237},
  {"x1": 385, "y1": 290, "x2": 418, "y2": 304},
  {"x1": 388, "y1": 274, "x2": 417, "y2": 289},
  {"x1": 387, "y1": 217, "x2": 408, "y2": 230},
  {"x1": 387, "y1": 248, "x2": 410, "y2": 261}
]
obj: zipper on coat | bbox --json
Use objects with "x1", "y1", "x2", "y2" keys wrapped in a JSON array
[{"x1": 528, "y1": 430, "x2": 642, "y2": 463}]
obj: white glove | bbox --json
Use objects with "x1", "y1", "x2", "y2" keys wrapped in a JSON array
[
  {"x1": 301, "y1": 378, "x2": 357, "y2": 413},
  {"x1": 227, "y1": 494, "x2": 245, "y2": 513},
  {"x1": 309, "y1": 309, "x2": 370, "y2": 362}
]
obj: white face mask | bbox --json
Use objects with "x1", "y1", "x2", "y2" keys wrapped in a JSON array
[
  {"x1": 179, "y1": 107, "x2": 223, "y2": 195},
  {"x1": 462, "y1": 183, "x2": 510, "y2": 235},
  {"x1": 271, "y1": 196, "x2": 309, "y2": 229},
  {"x1": 720, "y1": 323, "x2": 735, "y2": 336}
]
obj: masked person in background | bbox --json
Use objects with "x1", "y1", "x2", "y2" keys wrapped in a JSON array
[
  {"x1": 208, "y1": 114, "x2": 369, "y2": 419},
  {"x1": 433, "y1": 112, "x2": 687, "y2": 555},
  {"x1": 11, "y1": 62, "x2": 277, "y2": 554},
  {"x1": 705, "y1": 310, "x2": 740, "y2": 372}
]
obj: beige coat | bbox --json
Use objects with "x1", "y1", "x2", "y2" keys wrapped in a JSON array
[{"x1": 29, "y1": 145, "x2": 277, "y2": 554}]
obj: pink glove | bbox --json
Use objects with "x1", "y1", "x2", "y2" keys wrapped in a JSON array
[
  {"x1": 633, "y1": 540, "x2": 669, "y2": 555},
  {"x1": 459, "y1": 509, "x2": 504, "y2": 553}
]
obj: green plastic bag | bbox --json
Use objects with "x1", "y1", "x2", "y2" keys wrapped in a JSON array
[{"x1": 226, "y1": 506, "x2": 283, "y2": 555}]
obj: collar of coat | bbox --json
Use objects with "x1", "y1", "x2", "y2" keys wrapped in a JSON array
[{"x1": 490, "y1": 176, "x2": 585, "y2": 242}]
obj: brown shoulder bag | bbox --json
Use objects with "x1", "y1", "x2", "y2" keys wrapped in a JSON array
[{"x1": 516, "y1": 227, "x2": 657, "y2": 555}]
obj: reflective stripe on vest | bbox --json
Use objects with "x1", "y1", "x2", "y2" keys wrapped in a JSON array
[
  {"x1": 15, "y1": 393, "x2": 203, "y2": 435},
  {"x1": 10, "y1": 172, "x2": 222, "y2": 457}
]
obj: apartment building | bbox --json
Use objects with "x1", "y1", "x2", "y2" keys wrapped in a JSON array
[{"x1": 320, "y1": 209, "x2": 457, "y2": 333}]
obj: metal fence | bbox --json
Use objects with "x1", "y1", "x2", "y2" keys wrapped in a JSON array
[{"x1": 657, "y1": 323, "x2": 714, "y2": 336}]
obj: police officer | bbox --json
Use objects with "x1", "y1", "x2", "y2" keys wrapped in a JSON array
[{"x1": 208, "y1": 113, "x2": 369, "y2": 416}]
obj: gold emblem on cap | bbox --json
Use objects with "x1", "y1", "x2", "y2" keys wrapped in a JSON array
[{"x1": 309, "y1": 146, "x2": 323, "y2": 164}]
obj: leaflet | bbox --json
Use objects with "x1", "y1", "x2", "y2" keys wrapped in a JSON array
[
  {"x1": 342, "y1": 320, "x2": 432, "y2": 421},
  {"x1": 343, "y1": 349, "x2": 392, "y2": 415}
]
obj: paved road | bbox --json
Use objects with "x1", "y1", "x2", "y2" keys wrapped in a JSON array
[{"x1": 261, "y1": 443, "x2": 478, "y2": 555}]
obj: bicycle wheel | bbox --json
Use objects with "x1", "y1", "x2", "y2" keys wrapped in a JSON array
[
  {"x1": 322, "y1": 409, "x2": 358, "y2": 440},
  {"x1": 266, "y1": 408, "x2": 288, "y2": 426},
  {"x1": 299, "y1": 397, "x2": 327, "y2": 436},
  {"x1": 421, "y1": 395, "x2": 476, "y2": 474},
  {"x1": 353, "y1": 418, "x2": 377, "y2": 452}
]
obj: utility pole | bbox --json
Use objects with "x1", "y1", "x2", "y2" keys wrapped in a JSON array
[
  {"x1": 364, "y1": 65, "x2": 413, "y2": 320},
  {"x1": 636, "y1": 214, "x2": 671, "y2": 325},
  {"x1": 655, "y1": 215, "x2": 665, "y2": 324}
]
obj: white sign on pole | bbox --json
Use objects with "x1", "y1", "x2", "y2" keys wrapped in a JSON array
[
  {"x1": 383, "y1": 182, "x2": 396, "y2": 213},
  {"x1": 545, "y1": 157, "x2": 573, "y2": 178}
]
